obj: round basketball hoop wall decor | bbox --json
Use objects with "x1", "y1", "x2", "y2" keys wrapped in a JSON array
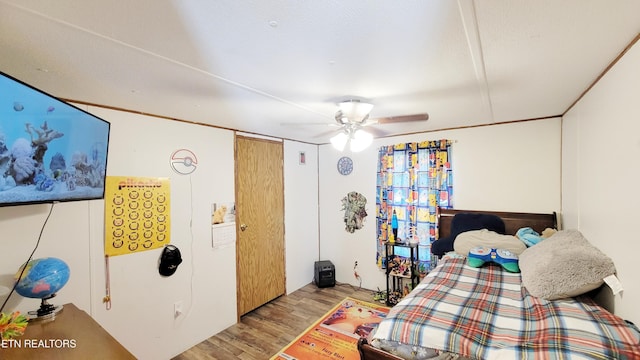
[{"x1": 170, "y1": 149, "x2": 198, "y2": 175}]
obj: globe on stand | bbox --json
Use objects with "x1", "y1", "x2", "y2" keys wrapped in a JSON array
[{"x1": 15, "y1": 257, "x2": 70, "y2": 320}]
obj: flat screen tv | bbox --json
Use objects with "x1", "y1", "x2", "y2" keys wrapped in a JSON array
[{"x1": 0, "y1": 71, "x2": 110, "y2": 207}]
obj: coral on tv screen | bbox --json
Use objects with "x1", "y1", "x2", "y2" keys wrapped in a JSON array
[{"x1": 0, "y1": 71, "x2": 110, "y2": 206}]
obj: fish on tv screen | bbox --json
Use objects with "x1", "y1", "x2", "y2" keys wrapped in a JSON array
[{"x1": 0, "y1": 71, "x2": 110, "y2": 207}]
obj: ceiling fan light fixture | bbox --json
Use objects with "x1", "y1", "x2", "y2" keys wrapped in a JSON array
[
  {"x1": 350, "y1": 129, "x2": 373, "y2": 152},
  {"x1": 330, "y1": 132, "x2": 349, "y2": 151},
  {"x1": 337, "y1": 100, "x2": 374, "y2": 123}
]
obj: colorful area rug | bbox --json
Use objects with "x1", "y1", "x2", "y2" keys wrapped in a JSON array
[{"x1": 271, "y1": 297, "x2": 389, "y2": 360}]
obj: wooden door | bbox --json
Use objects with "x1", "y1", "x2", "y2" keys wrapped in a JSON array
[{"x1": 235, "y1": 135, "x2": 285, "y2": 316}]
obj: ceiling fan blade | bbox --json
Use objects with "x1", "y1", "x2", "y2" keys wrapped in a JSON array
[
  {"x1": 280, "y1": 122, "x2": 337, "y2": 126},
  {"x1": 370, "y1": 113, "x2": 429, "y2": 124},
  {"x1": 313, "y1": 128, "x2": 342, "y2": 139},
  {"x1": 363, "y1": 126, "x2": 388, "y2": 138}
]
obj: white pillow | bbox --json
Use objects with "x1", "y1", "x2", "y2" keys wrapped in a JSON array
[
  {"x1": 519, "y1": 229, "x2": 615, "y2": 300},
  {"x1": 454, "y1": 229, "x2": 527, "y2": 256}
]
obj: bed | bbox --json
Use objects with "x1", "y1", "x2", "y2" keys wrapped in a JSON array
[{"x1": 358, "y1": 209, "x2": 640, "y2": 360}]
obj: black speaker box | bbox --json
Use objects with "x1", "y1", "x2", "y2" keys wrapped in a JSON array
[{"x1": 314, "y1": 260, "x2": 335, "y2": 288}]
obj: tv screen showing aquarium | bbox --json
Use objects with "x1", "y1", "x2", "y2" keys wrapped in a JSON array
[{"x1": 0, "y1": 71, "x2": 110, "y2": 207}]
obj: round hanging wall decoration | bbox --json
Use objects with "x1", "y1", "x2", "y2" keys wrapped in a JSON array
[
  {"x1": 170, "y1": 149, "x2": 198, "y2": 175},
  {"x1": 337, "y1": 156, "x2": 353, "y2": 175}
]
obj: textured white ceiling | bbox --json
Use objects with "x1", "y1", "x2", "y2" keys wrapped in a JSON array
[{"x1": 1, "y1": 0, "x2": 639, "y2": 144}]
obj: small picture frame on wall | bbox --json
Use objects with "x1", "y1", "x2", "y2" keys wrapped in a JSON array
[{"x1": 299, "y1": 151, "x2": 306, "y2": 165}]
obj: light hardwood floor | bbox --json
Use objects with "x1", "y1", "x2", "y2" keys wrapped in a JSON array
[{"x1": 172, "y1": 282, "x2": 379, "y2": 360}]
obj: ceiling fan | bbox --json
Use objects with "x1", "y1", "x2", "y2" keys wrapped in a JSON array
[{"x1": 327, "y1": 99, "x2": 429, "y2": 152}]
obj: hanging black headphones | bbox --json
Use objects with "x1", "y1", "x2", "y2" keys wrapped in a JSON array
[{"x1": 158, "y1": 245, "x2": 182, "y2": 276}]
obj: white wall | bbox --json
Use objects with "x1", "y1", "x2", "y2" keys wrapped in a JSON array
[
  {"x1": 0, "y1": 106, "x2": 239, "y2": 360},
  {"x1": 562, "y1": 39, "x2": 640, "y2": 325},
  {"x1": 87, "y1": 106, "x2": 239, "y2": 359},
  {"x1": 283, "y1": 141, "x2": 320, "y2": 292},
  {"x1": 318, "y1": 119, "x2": 562, "y2": 291},
  {"x1": 0, "y1": 202, "x2": 93, "y2": 313}
]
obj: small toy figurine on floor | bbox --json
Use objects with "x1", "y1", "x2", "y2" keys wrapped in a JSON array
[
  {"x1": 388, "y1": 291, "x2": 401, "y2": 306},
  {"x1": 403, "y1": 284, "x2": 411, "y2": 296},
  {"x1": 372, "y1": 288, "x2": 386, "y2": 303}
]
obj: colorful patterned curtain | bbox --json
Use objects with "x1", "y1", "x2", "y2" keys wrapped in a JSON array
[{"x1": 376, "y1": 140, "x2": 454, "y2": 275}]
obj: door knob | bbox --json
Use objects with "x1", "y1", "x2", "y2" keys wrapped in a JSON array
[{"x1": 240, "y1": 223, "x2": 248, "y2": 231}]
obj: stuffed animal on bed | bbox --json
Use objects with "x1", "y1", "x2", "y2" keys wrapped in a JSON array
[
  {"x1": 516, "y1": 227, "x2": 558, "y2": 247},
  {"x1": 541, "y1": 227, "x2": 557, "y2": 238},
  {"x1": 516, "y1": 227, "x2": 544, "y2": 247}
]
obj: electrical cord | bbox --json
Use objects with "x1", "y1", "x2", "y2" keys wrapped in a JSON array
[
  {"x1": 184, "y1": 174, "x2": 195, "y2": 320},
  {"x1": 0, "y1": 202, "x2": 55, "y2": 314}
]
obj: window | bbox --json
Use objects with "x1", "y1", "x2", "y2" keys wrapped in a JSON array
[{"x1": 376, "y1": 140, "x2": 453, "y2": 274}]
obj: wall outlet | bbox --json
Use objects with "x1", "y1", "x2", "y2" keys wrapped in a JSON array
[{"x1": 174, "y1": 301, "x2": 183, "y2": 318}]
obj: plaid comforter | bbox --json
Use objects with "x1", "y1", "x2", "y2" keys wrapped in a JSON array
[{"x1": 373, "y1": 258, "x2": 640, "y2": 359}]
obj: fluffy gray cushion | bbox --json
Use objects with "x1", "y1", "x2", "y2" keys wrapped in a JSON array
[{"x1": 519, "y1": 229, "x2": 615, "y2": 300}]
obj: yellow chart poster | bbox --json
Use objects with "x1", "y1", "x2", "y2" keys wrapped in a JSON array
[{"x1": 104, "y1": 176, "x2": 171, "y2": 256}]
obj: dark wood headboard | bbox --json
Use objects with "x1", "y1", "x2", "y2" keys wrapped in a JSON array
[{"x1": 438, "y1": 208, "x2": 558, "y2": 239}]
